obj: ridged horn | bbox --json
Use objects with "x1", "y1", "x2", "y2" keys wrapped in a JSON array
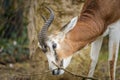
[
  {"x1": 41, "y1": 14, "x2": 47, "y2": 22},
  {"x1": 38, "y1": 7, "x2": 54, "y2": 52}
]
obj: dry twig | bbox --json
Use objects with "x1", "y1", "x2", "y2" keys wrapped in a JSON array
[{"x1": 52, "y1": 61, "x2": 98, "y2": 80}]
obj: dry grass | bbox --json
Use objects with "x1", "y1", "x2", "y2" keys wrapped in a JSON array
[{"x1": 0, "y1": 46, "x2": 120, "y2": 80}]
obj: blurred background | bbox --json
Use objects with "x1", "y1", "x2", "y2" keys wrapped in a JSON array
[{"x1": 0, "y1": 0, "x2": 120, "y2": 80}]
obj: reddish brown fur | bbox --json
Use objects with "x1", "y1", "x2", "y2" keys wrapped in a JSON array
[{"x1": 57, "y1": 0, "x2": 120, "y2": 58}]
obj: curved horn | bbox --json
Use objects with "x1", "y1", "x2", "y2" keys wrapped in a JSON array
[
  {"x1": 41, "y1": 14, "x2": 47, "y2": 22},
  {"x1": 38, "y1": 7, "x2": 54, "y2": 52}
]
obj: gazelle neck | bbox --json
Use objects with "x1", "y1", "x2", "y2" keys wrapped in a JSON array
[
  {"x1": 64, "y1": 16, "x2": 104, "y2": 52},
  {"x1": 57, "y1": 18, "x2": 103, "y2": 58},
  {"x1": 61, "y1": 0, "x2": 118, "y2": 56},
  {"x1": 56, "y1": 0, "x2": 120, "y2": 58}
]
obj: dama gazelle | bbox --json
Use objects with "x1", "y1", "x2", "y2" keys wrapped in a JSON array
[{"x1": 38, "y1": 0, "x2": 120, "y2": 80}]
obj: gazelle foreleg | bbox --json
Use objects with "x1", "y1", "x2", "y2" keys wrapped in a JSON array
[
  {"x1": 108, "y1": 26, "x2": 120, "y2": 80},
  {"x1": 88, "y1": 37, "x2": 103, "y2": 77}
]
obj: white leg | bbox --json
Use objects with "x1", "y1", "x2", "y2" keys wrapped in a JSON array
[
  {"x1": 108, "y1": 26, "x2": 120, "y2": 80},
  {"x1": 88, "y1": 37, "x2": 103, "y2": 77}
]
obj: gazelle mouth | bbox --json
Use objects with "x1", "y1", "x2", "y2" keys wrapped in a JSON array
[
  {"x1": 51, "y1": 61, "x2": 64, "y2": 75},
  {"x1": 52, "y1": 69, "x2": 64, "y2": 75},
  {"x1": 52, "y1": 69, "x2": 60, "y2": 75}
]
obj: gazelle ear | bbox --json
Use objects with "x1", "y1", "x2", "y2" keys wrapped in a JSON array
[
  {"x1": 54, "y1": 16, "x2": 78, "y2": 42},
  {"x1": 63, "y1": 16, "x2": 78, "y2": 34}
]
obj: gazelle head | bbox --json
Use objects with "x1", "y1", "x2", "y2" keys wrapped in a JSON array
[{"x1": 38, "y1": 7, "x2": 78, "y2": 75}]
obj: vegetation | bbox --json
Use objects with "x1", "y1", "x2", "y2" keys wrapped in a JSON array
[{"x1": 0, "y1": 0, "x2": 29, "y2": 64}]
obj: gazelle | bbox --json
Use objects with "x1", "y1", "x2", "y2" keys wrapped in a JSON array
[{"x1": 38, "y1": 0, "x2": 120, "y2": 80}]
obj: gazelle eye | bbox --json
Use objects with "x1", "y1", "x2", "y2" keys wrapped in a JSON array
[{"x1": 52, "y1": 43, "x2": 57, "y2": 49}]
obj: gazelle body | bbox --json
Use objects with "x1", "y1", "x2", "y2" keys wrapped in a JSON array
[{"x1": 38, "y1": 0, "x2": 120, "y2": 80}]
